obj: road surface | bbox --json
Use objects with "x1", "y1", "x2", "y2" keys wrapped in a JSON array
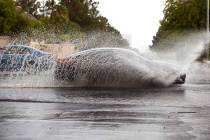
[{"x1": 0, "y1": 62, "x2": 210, "y2": 140}]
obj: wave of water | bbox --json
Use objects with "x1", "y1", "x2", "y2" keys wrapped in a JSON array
[
  {"x1": 0, "y1": 48, "x2": 182, "y2": 88},
  {"x1": 0, "y1": 31, "x2": 209, "y2": 88}
]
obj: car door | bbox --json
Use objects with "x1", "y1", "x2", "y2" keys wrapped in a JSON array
[
  {"x1": 0, "y1": 46, "x2": 34, "y2": 72},
  {"x1": 0, "y1": 46, "x2": 18, "y2": 71},
  {"x1": 17, "y1": 47, "x2": 34, "y2": 72}
]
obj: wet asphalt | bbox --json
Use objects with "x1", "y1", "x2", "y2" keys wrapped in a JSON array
[{"x1": 0, "y1": 62, "x2": 210, "y2": 140}]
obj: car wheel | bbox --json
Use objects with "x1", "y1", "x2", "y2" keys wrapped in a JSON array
[{"x1": 23, "y1": 60, "x2": 36, "y2": 74}]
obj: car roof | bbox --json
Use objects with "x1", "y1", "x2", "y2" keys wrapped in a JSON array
[{"x1": 6, "y1": 45, "x2": 50, "y2": 55}]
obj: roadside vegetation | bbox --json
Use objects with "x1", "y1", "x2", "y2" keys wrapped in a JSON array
[
  {"x1": 0, "y1": 0, "x2": 128, "y2": 49},
  {"x1": 151, "y1": 0, "x2": 209, "y2": 58}
]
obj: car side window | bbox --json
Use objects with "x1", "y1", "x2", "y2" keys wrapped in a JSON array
[
  {"x1": 4, "y1": 46, "x2": 32, "y2": 55},
  {"x1": 5, "y1": 46, "x2": 18, "y2": 54},
  {"x1": 18, "y1": 48, "x2": 31, "y2": 55}
]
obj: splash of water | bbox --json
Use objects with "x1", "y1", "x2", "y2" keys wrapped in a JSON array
[
  {"x1": 0, "y1": 30, "x2": 129, "y2": 88},
  {"x1": 54, "y1": 48, "x2": 183, "y2": 88},
  {"x1": 0, "y1": 30, "x2": 207, "y2": 88},
  {"x1": 142, "y1": 31, "x2": 208, "y2": 73}
]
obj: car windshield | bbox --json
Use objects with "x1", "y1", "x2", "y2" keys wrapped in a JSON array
[
  {"x1": 33, "y1": 51, "x2": 43, "y2": 57},
  {"x1": 5, "y1": 46, "x2": 18, "y2": 54},
  {"x1": 5, "y1": 46, "x2": 31, "y2": 55}
]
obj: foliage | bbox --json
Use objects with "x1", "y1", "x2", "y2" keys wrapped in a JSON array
[
  {"x1": 59, "y1": 0, "x2": 119, "y2": 33},
  {"x1": 0, "y1": 0, "x2": 120, "y2": 35},
  {"x1": 13, "y1": 27, "x2": 84, "y2": 45},
  {"x1": 0, "y1": 0, "x2": 17, "y2": 34},
  {"x1": 151, "y1": 0, "x2": 208, "y2": 49},
  {"x1": 161, "y1": 0, "x2": 206, "y2": 30},
  {"x1": 0, "y1": 0, "x2": 127, "y2": 48},
  {"x1": 15, "y1": 12, "x2": 43, "y2": 32},
  {"x1": 50, "y1": 5, "x2": 69, "y2": 25},
  {"x1": 16, "y1": 0, "x2": 41, "y2": 18}
]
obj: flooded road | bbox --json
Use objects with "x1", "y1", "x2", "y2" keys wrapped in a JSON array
[{"x1": 0, "y1": 62, "x2": 210, "y2": 140}]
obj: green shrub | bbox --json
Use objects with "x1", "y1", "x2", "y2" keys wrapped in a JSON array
[{"x1": 0, "y1": 0, "x2": 17, "y2": 34}]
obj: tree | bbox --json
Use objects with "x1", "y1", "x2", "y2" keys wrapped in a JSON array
[
  {"x1": 59, "y1": 0, "x2": 119, "y2": 33},
  {"x1": 50, "y1": 5, "x2": 69, "y2": 24},
  {"x1": 60, "y1": 0, "x2": 92, "y2": 28},
  {"x1": 0, "y1": 0, "x2": 122, "y2": 41},
  {"x1": 0, "y1": 0, "x2": 17, "y2": 34},
  {"x1": 16, "y1": 0, "x2": 41, "y2": 17},
  {"x1": 45, "y1": 0, "x2": 57, "y2": 17},
  {"x1": 151, "y1": 0, "x2": 208, "y2": 48},
  {"x1": 161, "y1": 0, "x2": 206, "y2": 30}
]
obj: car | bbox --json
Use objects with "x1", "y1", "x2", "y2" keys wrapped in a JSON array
[
  {"x1": 54, "y1": 48, "x2": 186, "y2": 88},
  {"x1": 0, "y1": 45, "x2": 55, "y2": 74}
]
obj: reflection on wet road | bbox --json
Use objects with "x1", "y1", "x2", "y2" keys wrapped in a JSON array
[{"x1": 0, "y1": 62, "x2": 210, "y2": 140}]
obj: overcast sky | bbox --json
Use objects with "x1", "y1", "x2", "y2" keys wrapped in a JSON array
[{"x1": 98, "y1": 0, "x2": 165, "y2": 52}]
